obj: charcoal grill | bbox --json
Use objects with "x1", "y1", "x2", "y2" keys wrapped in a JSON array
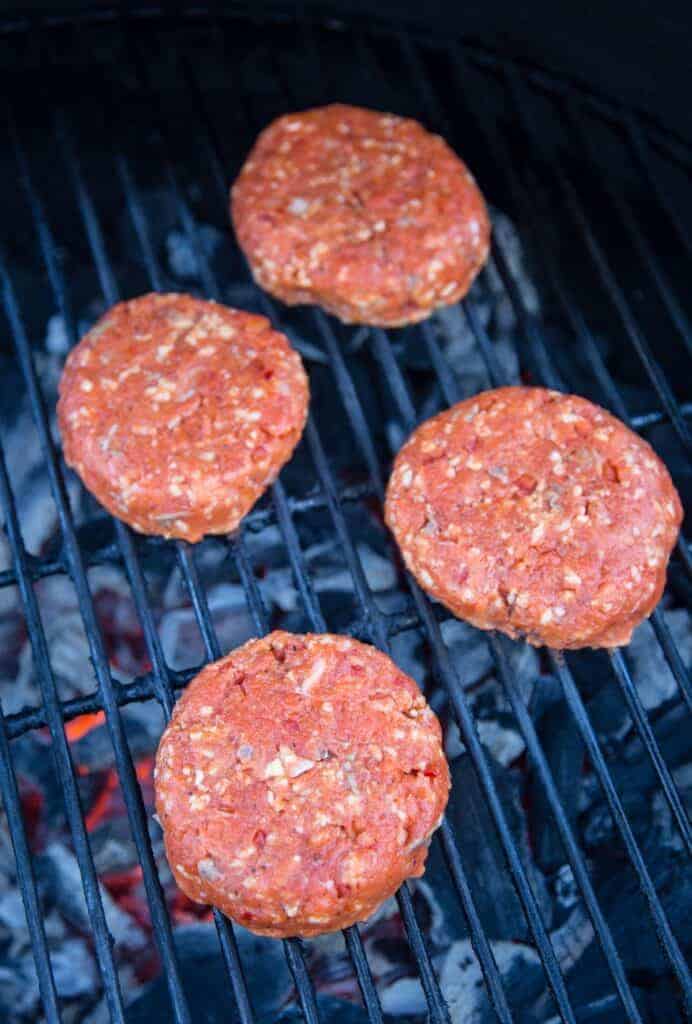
[{"x1": 0, "y1": 5, "x2": 691, "y2": 1024}]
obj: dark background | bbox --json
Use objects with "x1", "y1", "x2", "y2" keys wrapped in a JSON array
[{"x1": 1, "y1": 1, "x2": 691, "y2": 141}]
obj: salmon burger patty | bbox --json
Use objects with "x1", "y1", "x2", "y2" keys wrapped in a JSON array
[
  {"x1": 57, "y1": 293, "x2": 309, "y2": 541},
  {"x1": 231, "y1": 103, "x2": 489, "y2": 326},
  {"x1": 385, "y1": 386, "x2": 682, "y2": 649},
  {"x1": 154, "y1": 631, "x2": 450, "y2": 937}
]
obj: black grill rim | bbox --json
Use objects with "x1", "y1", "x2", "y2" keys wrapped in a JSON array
[
  {"x1": 0, "y1": 9, "x2": 690, "y2": 1024},
  {"x1": 2, "y1": 3, "x2": 692, "y2": 170}
]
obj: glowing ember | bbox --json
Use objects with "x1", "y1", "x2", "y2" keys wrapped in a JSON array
[
  {"x1": 136, "y1": 756, "x2": 154, "y2": 784},
  {"x1": 84, "y1": 771, "x2": 118, "y2": 833},
  {"x1": 64, "y1": 711, "x2": 106, "y2": 743}
]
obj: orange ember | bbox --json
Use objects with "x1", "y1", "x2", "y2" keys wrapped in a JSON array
[
  {"x1": 85, "y1": 771, "x2": 118, "y2": 832},
  {"x1": 64, "y1": 711, "x2": 106, "y2": 743},
  {"x1": 83, "y1": 757, "x2": 155, "y2": 832},
  {"x1": 136, "y1": 757, "x2": 154, "y2": 783}
]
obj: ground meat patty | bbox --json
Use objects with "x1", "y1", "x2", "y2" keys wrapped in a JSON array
[
  {"x1": 57, "y1": 293, "x2": 308, "y2": 542},
  {"x1": 385, "y1": 387, "x2": 682, "y2": 649},
  {"x1": 154, "y1": 632, "x2": 450, "y2": 937},
  {"x1": 231, "y1": 103, "x2": 490, "y2": 326}
]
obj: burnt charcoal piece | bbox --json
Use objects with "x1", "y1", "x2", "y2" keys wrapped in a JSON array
[
  {"x1": 597, "y1": 851, "x2": 692, "y2": 974},
  {"x1": 445, "y1": 753, "x2": 552, "y2": 941},
  {"x1": 35, "y1": 842, "x2": 146, "y2": 954},
  {"x1": 125, "y1": 924, "x2": 292, "y2": 1023},
  {"x1": 439, "y1": 937, "x2": 545, "y2": 1022},
  {"x1": 530, "y1": 698, "x2": 585, "y2": 872}
]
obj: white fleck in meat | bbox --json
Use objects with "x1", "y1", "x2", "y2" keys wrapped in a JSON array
[
  {"x1": 288, "y1": 197, "x2": 310, "y2": 215},
  {"x1": 298, "y1": 657, "x2": 326, "y2": 695},
  {"x1": 286, "y1": 756, "x2": 315, "y2": 778},
  {"x1": 264, "y1": 757, "x2": 284, "y2": 779},
  {"x1": 531, "y1": 523, "x2": 545, "y2": 544},
  {"x1": 198, "y1": 857, "x2": 222, "y2": 881}
]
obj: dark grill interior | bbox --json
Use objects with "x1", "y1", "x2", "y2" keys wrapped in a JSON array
[{"x1": 0, "y1": 7, "x2": 691, "y2": 1024}]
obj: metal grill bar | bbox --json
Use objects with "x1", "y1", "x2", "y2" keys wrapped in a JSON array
[
  {"x1": 609, "y1": 650, "x2": 692, "y2": 855},
  {"x1": 4, "y1": 670, "x2": 194, "y2": 740},
  {"x1": 0, "y1": 727, "x2": 59, "y2": 1019},
  {"x1": 1, "y1": 258, "x2": 128, "y2": 1024},
  {"x1": 4, "y1": 155, "x2": 194, "y2": 1024},
  {"x1": 370, "y1": 324, "x2": 579, "y2": 1022},
  {"x1": 0, "y1": 468, "x2": 60, "y2": 1020},
  {"x1": 488, "y1": 634, "x2": 646, "y2": 1024},
  {"x1": 554, "y1": 654, "x2": 692, "y2": 1013},
  {"x1": 0, "y1": 558, "x2": 83, "y2": 587}
]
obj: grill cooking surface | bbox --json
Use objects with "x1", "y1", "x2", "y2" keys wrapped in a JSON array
[{"x1": 0, "y1": 8, "x2": 691, "y2": 1024}]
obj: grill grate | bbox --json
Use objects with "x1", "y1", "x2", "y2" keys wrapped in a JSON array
[{"x1": 0, "y1": 7, "x2": 690, "y2": 1024}]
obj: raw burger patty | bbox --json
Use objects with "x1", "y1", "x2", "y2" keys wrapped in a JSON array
[
  {"x1": 231, "y1": 103, "x2": 490, "y2": 326},
  {"x1": 385, "y1": 386, "x2": 682, "y2": 649},
  {"x1": 57, "y1": 293, "x2": 308, "y2": 542},
  {"x1": 154, "y1": 631, "x2": 450, "y2": 937}
]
